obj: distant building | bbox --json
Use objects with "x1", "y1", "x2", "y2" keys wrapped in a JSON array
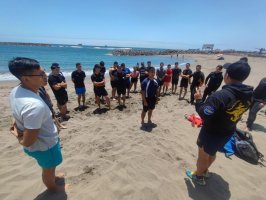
[{"x1": 202, "y1": 44, "x2": 214, "y2": 51}]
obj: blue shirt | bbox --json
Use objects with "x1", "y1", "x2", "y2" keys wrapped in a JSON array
[
  {"x1": 141, "y1": 78, "x2": 159, "y2": 98},
  {"x1": 123, "y1": 67, "x2": 131, "y2": 83}
]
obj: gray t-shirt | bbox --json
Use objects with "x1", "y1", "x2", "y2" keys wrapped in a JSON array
[{"x1": 10, "y1": 85, "x2": 58, "y2": 152}]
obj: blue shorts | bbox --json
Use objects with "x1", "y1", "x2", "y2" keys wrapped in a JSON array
[
  {"x1": 75, "y1": 87, "x2": 86, "y2": 95},
  {"x1": 24, "y1": 141, "x2": 63, "y2": 169}
]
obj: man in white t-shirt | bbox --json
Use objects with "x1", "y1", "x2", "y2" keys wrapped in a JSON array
[{"x1": 9, "y1": 57, "x2": 67, "y2": 192}]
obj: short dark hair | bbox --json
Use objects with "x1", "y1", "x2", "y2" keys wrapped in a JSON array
[
  {"x1": 196, "y1": 65, "x2": 201, "y2": 68},
  {"x1": 217, "y1": 65, "x2": 223, "y2": 70},
  {"x1": 100, "y1": 61, "x2": 105, "y2": 66},
  {"x1": 121, "y1": 63, "x2": 125, "y2": 67},
  {"x1": 76, "y1": 63, "x2": 81, "y2": 67},
  {"x1": 51, "y1": 63, "x2": 59, "y2": 69},
  {"x1": 114, "y1": 61, "x2": 118, "y2": 65},
  {"x1": 175, "y1": 62, "x2": 179, "y2": 65},
  {"x1": 8, "y1": 57, "x2": 40, "y2": 80},
  {"x1": 148, "y1": 67, "x2": 155, "y2": 72},
  {"x1": 94, "y1": 64, "x2": 101, "y2": 69},
  {"x1": 186, "y1": 63, "x2": 190, "y2": 66}
]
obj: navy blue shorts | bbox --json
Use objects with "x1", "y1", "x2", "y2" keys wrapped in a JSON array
[
  {"x1": 94, "y1": 87, "x2": 108, "y2": 97},
  {"x1": 117, "y1": 87, "x2": 126, "y2": 96},
  {"x1": 180, "y1": 79, "x2": 189, "y2": 88},
  {"x1": 197, "y1": 127, "x2": 232, "y2": 156},
  {"x1": 143, "y1": 97, "x2": 156, "y2": 112}
]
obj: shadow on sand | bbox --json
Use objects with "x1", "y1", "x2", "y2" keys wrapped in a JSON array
[
  {"x1": 92, "y1": 108, "x2": 109, "y2": 114},
  {"x1": 185, "y1": 172, "x2": 231, "y2": 200},
  {"x1": 252, "y1": 123, "x2": 266, "y2": 133},
  {"x1": 140, "y1": 123, "x2": 157, "y2": 132},
  {"x1": 34, "y1": 178, "x2": 67, "y2": 200}
]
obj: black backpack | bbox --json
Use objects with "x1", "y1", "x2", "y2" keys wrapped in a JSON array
[{"x1": 234, "y1": 129, "x2": 264, "y2": 164}]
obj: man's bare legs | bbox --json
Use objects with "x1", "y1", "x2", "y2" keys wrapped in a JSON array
[
  {"x1": 42, "y1": 168, "x2": 67, "y2": 192},
  {"x1": 196, "y1": 147, "x2": 216, "y2": 176},
  {"x1": 148, "y1": 110, "x2": 153, "y2": 123},
  {"x1": 112, "y1": 88, "x2": 117, "y2": 100},
  {"x1": 81, "y1": 93, "x2": 85, "y2": 107}
]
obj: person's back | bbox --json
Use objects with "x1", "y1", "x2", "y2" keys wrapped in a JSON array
[
  {"x1": 186, "y1": 60, "x2": 252, "y2": 186},
  {"x1": 253, "y1": 77, "x2": 266, "y2": 101},
  {"x1": 246, "y1": 77, "x2": 266, "y2": 130},
  {"x1": 198, "y1": 83, "x2": 253, "y2": 135}
]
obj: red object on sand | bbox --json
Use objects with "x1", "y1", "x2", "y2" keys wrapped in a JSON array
[{"x1": 186, "y1": 114, "x2": 203, "y2": 127}]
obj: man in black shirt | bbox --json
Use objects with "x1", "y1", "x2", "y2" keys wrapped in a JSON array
[
  {"x1": 48, "y1": 63, "x2": 69, "y2": 120},
  {"x1": 112, "y1": 65, "x2": 127, "y2": 107},
  {"x1": 109, "y1": 61, "x2": 118, "y2": 100},
  {"x1": 139, "y1": 62, "x2": 147, "y2": 85},
  {"x1": 171, "y1": 62, "x2": 182, "y2": 94},
  {"x1": 186, "y1": 60, "x2": 252, "y2": 186},
  {"x1": 246, "y1": 77, "x2": 266, "y2": 131},
  {"x1": 202, "y1": 65, "x2": 223, "y2": 102},
  {"x1": 189, "y1": 65, "x2": 205, "y2": 105},
  {"x1": 179, "y1": 63, "x2": 192, "y2": 100},
  {"x1": 71, "y1": 63, "x2": 86, "y2": 108},
  {"x1": 91, "y1": 64, "x2": 110, "y2": 109},
  {"x1": 156, "y1": 62, "x2": 166, "y2": 96}
]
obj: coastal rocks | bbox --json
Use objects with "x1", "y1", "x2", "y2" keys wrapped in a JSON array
[{"x1": 112, "y1": 49, "x2": 217, "y2": 56}]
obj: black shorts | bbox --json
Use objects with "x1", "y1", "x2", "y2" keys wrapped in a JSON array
[
  {"x1": 94, "y1": 87, "x2": 108, "y2": 97},
  {"x1": 140, "y1": 76, "x2": 146, "y2": 84},
  {"x1": 125, "y1": 81, "x2": 131, "y2": 89},
  {"x1": 172, "y1": 78, "x2": 179, "y2": 85},
  {"x1": 197, "y1": 127, "x2": 232, "y2": 156},
  {"x1": 55, "y1": 93, "x2": 68, "y2": 106},
  {"x1": 110, "y1": 81, "x2": 117, "y2": 88},
  {"x1": 143, "y1": 97, "x2": 156, "y2": 112},
  {"x1": 156, "y1": 79, "x2": 164, "y2": 87},
  {"x1": 117, "y1": 87, "x2": 126, "y2": 96},
  {"x1": 180, "y1": 79, "x2": 189, "y2": 88},
  {"x1": 131, "y1": 77, "x2": 138, "y2": 83}
]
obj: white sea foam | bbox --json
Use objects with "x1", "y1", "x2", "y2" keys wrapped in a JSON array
[
  {"x1": 70, "y1": 46, "x2": 83, "y2": 48},
  {"x1": 94, "y1": 47, "x2": 132, "y2": 50}
]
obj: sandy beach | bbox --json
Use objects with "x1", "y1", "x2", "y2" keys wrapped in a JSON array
[{"x1": 0, "y1": 54, "x2": 266, "y2": 200}]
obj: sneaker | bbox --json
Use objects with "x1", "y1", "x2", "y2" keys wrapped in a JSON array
[
  {"x1": 186, "y1": 170, "x2": 206, "y2": 186},
  {"x1": 190, "y1": 170, "x2": 210, "y2": 179}
]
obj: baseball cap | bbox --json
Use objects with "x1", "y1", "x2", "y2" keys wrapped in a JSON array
[
  {"x1": 240, "y1": 57, "x2": 248, "y2": 63},
  {"x1": 51, "y1": 63, "x2": 59, "y2": 70},
  {"x1": 223, "y1": 60, "x2": 251, "y2": 82}
]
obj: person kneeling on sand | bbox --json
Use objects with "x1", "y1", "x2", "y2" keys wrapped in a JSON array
[
  {"x1": 91, "y1": 64, "x2": 111, "y2": 109},
  {"x1": 186, "y1": 60, "x2": 252, "y2": 185},
  {"x1": 141, "y1": 67, "x2": 159, "y2": 124},
  {"x1": 9, "y1": 57, "x2": 67, "y2": 192}
]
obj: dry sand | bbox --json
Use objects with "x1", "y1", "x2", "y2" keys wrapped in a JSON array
[{"x1": 0, "y1": 54, "x2": 266, "y2": 200}]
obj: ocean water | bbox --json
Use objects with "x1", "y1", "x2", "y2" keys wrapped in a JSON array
[{"x1": 0, "y1": 45, "x2": 191, "y2": 81}]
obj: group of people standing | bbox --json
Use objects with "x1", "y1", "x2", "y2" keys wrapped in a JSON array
[{"x1": 8, "y1": 56, "x2": 265, "y2": 193}]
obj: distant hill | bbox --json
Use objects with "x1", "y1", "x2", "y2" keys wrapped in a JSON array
[{"x1": 0, "y1": 42, "x2": 51, "y2": 46}]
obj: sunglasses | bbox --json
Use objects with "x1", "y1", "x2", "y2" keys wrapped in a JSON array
[{"x1": 23, "y1": 72, "x2": 47, "y2": 78}]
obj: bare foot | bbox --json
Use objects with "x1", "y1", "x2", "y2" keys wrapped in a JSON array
[{"x1": 59, "y1": 125, "x2": 67, "y2": 129}]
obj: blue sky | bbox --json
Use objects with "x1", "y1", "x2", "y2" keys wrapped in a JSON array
[{"x1": 0, "y1": 0, "x2": 265, "y2": 50}]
